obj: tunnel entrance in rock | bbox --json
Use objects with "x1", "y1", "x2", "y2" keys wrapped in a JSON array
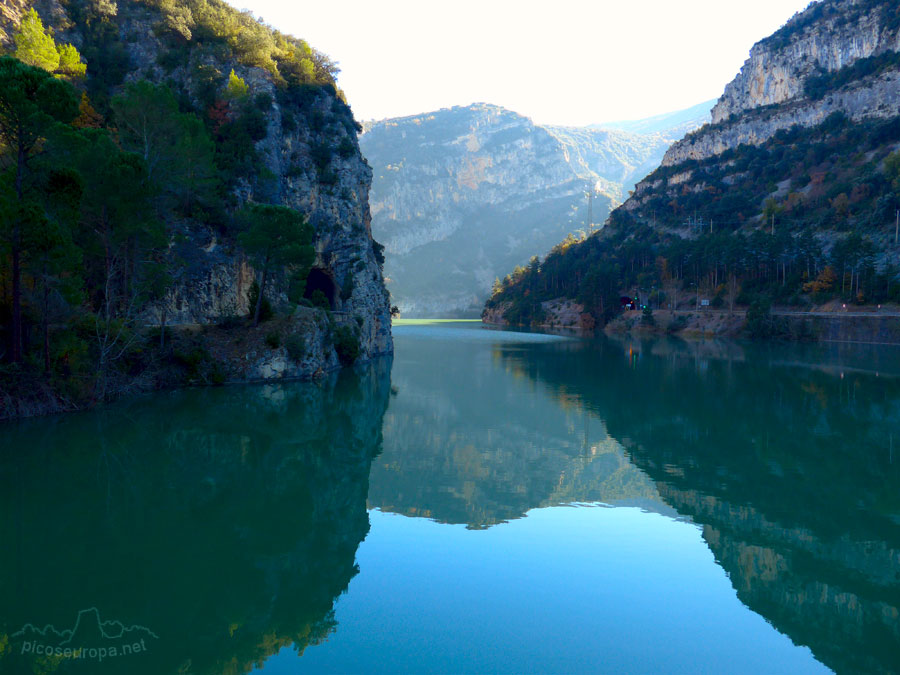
[{"x1": 304, "y1": 267, "x2": 338, "y2": 309}]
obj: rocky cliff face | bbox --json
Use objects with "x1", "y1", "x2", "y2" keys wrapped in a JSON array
[
  {"x1": 6, "y1": 0, "x2": 392, "y2": 370},
  {"x1": 484, "y1": 0, "x2": 900, "y2": 332},
  {"x1": 663, "y1": 0, "x2": 900, "y2": 166},
  {"x1": 151, "y1": 70, "x2": 393, "y2": 361},
  {"x1": 361, "y1": 103, "x2": 704, "y2": 316}
]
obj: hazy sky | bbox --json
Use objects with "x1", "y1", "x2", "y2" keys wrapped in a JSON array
[{"x1": 233, "y1": 0, "x2": 814, "y2": 126}]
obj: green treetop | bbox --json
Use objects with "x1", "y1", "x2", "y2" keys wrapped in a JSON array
[
  {"x1": 885, "y1": 151, "x2": 900, "y2": 193},
  {"x1": 13, "y1": 9, "x2": 87, "y2": 80},
  {"x1": 111, "y1": 81, "x2": 218, "y2": 212},
  {"x1": 56, "y1": 43, "x2": 87, "y2": 79},
  {"x1": 226, "y1": 69, "x2": 249, "y2": 99},
  {"x1": 0, "y1": 56, "x2": 78, "y2": 363},
  {"x1": 14, "y1": 9, "x2": 60, "y2": 72}
]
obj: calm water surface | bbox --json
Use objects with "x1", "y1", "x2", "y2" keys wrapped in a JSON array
[{"x1": 2, "y1": 322, "x2": 899, "y2": 674}]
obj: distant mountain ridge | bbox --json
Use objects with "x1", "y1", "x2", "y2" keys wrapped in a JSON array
[
  {"x1": 593, "y1": 99, "x2": 716, "y2": 136},
  {"x1": 361, "y1": 102, "x2": 710, "y2": 316}
]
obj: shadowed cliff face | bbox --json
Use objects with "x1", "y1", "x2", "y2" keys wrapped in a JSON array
[
  {"x1": 0, "y1": 361, "x2": 391, "y2": 674},
  {"x1": 497, "y1": 336, "x2": 900, "y2": 674}
]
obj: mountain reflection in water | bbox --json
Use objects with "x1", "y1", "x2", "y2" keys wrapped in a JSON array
[
  {"x1": 492, "y1": 335, "x2": 900, "y2": 675},
  {"x1": 3, "y1": 323, "x2": 899, "y2": 674}
]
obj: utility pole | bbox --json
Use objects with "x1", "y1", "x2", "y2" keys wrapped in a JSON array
[
  {"x1": 587, "y1": 183, "x2": 597, "y2": 236},
  {"x1": 587, "y1": 184, "x2": 594, "y2": 235}
]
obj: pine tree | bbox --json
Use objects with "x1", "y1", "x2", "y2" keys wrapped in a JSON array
[
  {"x1": 237, "y1": 204, "x2": 315, "y2": 326},
  {"x1": 56, "y1": 43, "x2": 87, "y2": 79},
  {"x1": 14, "y1": 9, "x2": 60, "y2": 72},
  {"x1": 0, "y1": 57, "x2": 78, "y2": 362},
  {"x1": 73, "y1": 93, "x2": 103, "y2": 129},
  {"x1": 13, "y1": 9, "x2": 87, "y2": 79},
  {"x1": 226, "y1": 69, "x2": 249, "y2": 99}
]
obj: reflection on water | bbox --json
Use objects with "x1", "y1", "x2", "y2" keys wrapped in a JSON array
[
  {"x1": 495, "y1": 335, "x2": 900, "y2": 675},
  {"x1": 369, "y1": 328, "x2": 670, "y2": 527},
  {"x1": 0, "y1": 361, "x2": 391, "y2": 674},
  {"x1": 3, "y1": 323, "x2": 900, "y2": 674}
]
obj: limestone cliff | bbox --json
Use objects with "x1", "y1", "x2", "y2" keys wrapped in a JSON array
[
  {"x1": 664, "y1": 0, "x2": 900, "y2": 166},
  {"x1": 485, "y1": 0, "x2": 900, "y2": 333},
  {"x1": 3, "y1": 0, "x2": 392, "y2": 375}
]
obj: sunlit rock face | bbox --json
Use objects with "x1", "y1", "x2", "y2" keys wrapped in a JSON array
[
  {"x1": 663, "y1": 0, "x2": 900, "y2": 166},
  {"x1": 712, "y1": 0, "x2": 898, "y2": 123},
  {"x1": 361, "y1": 104, "x2": 706, "y2": 317}
]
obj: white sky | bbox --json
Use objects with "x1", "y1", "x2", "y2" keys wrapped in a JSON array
[{"x1": 232, "y1": 0, "x2": 815, "y2": 126}]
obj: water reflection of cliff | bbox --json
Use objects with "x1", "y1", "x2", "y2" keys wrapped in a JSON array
[
  {"x1": 499, "y1": 336, "x2": 900, "y2": 674},
  {"x1": 368, "y1": 335, "x2": 668, "y2": 528},
  {"x1": 0, "y1": 361, "x2": 391, "y2": 674}
]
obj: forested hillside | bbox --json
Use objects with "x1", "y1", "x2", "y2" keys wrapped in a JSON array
[
  {"x1": 0, "y1": 0, "x2": 392, "y2": 418},
  {"x1": 486, "y1": 0, "x2": 900, "y2": 337}
]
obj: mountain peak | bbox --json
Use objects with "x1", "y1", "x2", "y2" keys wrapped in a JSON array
[{"x1": 360, "y1": 101, "x2": 708, "y2": 315}]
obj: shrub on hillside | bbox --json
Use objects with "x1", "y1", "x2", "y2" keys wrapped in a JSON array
[
  {"x1": 333, "y1": 325, "x2": 359, "y2": 365},
  {"x1": 285, "y1": 334, "x2": 306, "y2": 362}
]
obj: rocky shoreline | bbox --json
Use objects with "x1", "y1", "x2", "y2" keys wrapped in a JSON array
[
  {"x1": 0, "y1": 310, "x2": 393, "y2": 422},
  {"x1": 484, "y1": 301, "x2": 900, "y2": 345}
]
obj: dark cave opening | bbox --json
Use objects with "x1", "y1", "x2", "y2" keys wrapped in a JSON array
[{"x1": 304, "y1": 267, "x2": 338, "y2": 309}]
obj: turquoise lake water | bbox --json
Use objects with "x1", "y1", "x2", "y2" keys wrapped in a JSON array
[{"x1": 2, "y1": 322, "x2": 899, "y2": 673}]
